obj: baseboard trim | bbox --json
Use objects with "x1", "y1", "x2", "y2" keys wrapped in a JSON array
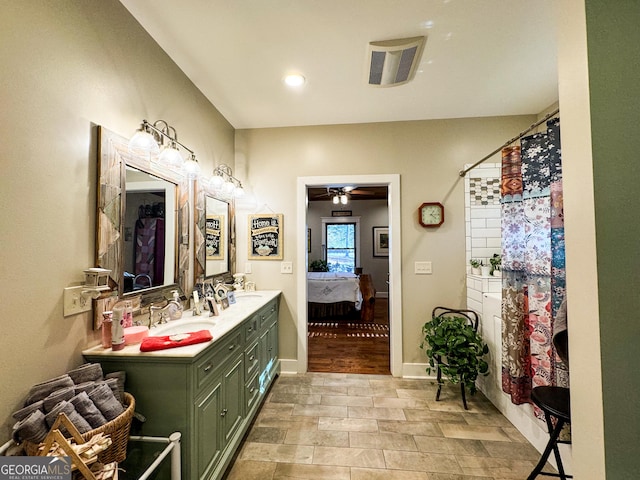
[{"x1": 279, "y1": 358, "x2": 299, "y2": 374}]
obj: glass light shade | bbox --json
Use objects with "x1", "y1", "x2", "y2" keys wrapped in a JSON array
[
  {"x1": 222, "y1": 180, "x2": 236, "y2": 195},
  {"x1": 209, "y1": 175, "x2": 224, "y2": 190},
  {"x1": 340, "y1": 194, "x2": 348, "y2": 205},
  {"x1": 234, "y1": 185, "x2": 245, "y2": 197},
  {"x1": 129, "y1": 130, "x2": 159, "y2": 155},
  {"x1": 183, "y1": 156, "x2": 201, "y2": 179},
  {"x1": 158, "y1": 146, "x2": 183, "y2": 167},
  {"x1": 332, "y1": 195, "x2": 339, "y2": 204}
]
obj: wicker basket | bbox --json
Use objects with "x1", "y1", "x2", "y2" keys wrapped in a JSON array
[{"x1": 24, "y1": 392, "x2": 135, "y2": 464}]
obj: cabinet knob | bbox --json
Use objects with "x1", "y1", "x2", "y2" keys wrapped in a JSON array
[
  {"x1": 220, "y1": 408, "x2": 228, "y2": 417},
  {"x1": 248, "y1": 327, "x2": 253, "y2": 332},
  {"x1": 249, "y1": 355, "x2": 255, "y2": 362},
  {"x1": 228, "y1": 344, "x2": 235, "y2": 351},
  {"x1": 203, "y1": 363, "x2": 213, "y2": 372},
  {"x1": 268, "y1": 347, "x2": 273, "y2": 352},
  {"x1": 249, "y1": 386, "x2": 255, "y2": 393}
]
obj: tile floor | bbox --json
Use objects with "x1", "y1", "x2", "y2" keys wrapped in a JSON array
[{"x1": 225, "y1": 373, "x2": 549, "y2": 480}]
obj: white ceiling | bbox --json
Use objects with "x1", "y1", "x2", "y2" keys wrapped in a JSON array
[{"x1": 120, "y1": 0, "x2": 558, "y2": 130}]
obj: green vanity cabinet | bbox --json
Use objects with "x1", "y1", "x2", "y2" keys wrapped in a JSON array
[{"x1": 83, "y1": 293, "x2": 281, "y2": 480}]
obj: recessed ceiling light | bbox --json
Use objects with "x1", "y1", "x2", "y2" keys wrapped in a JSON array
[{"x1": 284, "y1": 73, "x2": 305, "y2": 87}]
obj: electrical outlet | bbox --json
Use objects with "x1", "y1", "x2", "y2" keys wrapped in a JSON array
[
  {"x1": 63, "y1": 286, "x2": 92, "y2": 317},
  {"x1": 280, "y1": 261, "x2": 293, "y2": 274},
  {"x1": 245, "y1": 263, "x2": 252, "y2": 274},
  {"x1": 415, "y1": 261, "x2": 432, "y2": 275}
]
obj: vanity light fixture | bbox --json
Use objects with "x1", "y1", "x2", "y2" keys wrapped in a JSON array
[
  {"x1": 209, "y1": 164, "x2": 245, "y2": 198},
  {"x1": 129, "y1": 119, "x2": 198, "y2": 175}
]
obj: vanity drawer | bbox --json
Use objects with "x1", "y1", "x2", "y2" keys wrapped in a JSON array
[
  {"x1": 195, "y1": 331, "x2": 242, "y2": 391},
  {"x1": 245, "y1": 372, "x2": 260, "y2": 413},
  {"x1": 259, "y1": 301, "x2": 278, "y2": 328},
  {"x1": 245, "y1": 340, "x2": 260, "y2": 379},
  {"x1": 244, "y1": 315, "x2": 260, "y2": 343}
]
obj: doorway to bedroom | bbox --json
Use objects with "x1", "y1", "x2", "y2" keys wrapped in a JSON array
[{"x1": 299, "y1": 175, "x2": 399, "y2": 375}]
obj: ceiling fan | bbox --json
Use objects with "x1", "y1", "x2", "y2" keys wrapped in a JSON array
[{"x1": 316, "y1": 186, "x2": 377, "y2": 205}]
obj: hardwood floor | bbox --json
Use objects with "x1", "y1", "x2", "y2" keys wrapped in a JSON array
[{"x1": 308, "y1": 299, "x2": 390, "y2": 375}]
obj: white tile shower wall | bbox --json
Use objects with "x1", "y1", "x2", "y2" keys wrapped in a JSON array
[{"x1": 464, "y1": 163, "x2": 502, "y2": 272}]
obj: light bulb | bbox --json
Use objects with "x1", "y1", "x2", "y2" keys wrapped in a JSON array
[
  {"x1": 332, "y1": 195, "x2": 339, "y2": 204},
  {"x1": 340, "y1": 194, "x2": 348, "y2": 205},
  {"x1": 284, "y1": 73, "x2": 305, "y2": 87},
  {"x1": 234, "y1": 185, "x2": 245, "y2": 197},
  {"x1": 129, "y1": 129, "x2": 159, "y2": 155}
]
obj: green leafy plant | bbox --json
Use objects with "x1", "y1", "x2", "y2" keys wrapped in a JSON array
[
  {"x1": 309, "y1": 259, "x2": 329, "y2": 272},
  {"x1": 489, "y1": 253, "x2": 501, "y2": 275},
  {"x1": 470, "y1": 259, "x2": 482, "y2": 268},
  {"x1": 420, "y1": 315, "x2": 489, "y2": 395}
]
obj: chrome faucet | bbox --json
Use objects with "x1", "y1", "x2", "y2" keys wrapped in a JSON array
[{"x1": 149, "y1": 303, "x2": 170, "y2": 328}]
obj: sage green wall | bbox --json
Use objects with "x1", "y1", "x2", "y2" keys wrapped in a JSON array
[
  {"x1": 235, "y1": 116, "x2": 537, "y2": 364},
  {"x1": 0, "y1": 1, "x2": 234, "y2": 440},
  {"x1": 585, "y1": 1, "x2": 640, "y2": 477}
]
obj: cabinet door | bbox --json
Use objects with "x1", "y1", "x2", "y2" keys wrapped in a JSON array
[
  {"x1": 195, "y1": 379, "x2": 223, "y2": 480},
  {"x1": 221, "y1": 356, "x2": 244, "y2": 446},
  {"x1": 266, "y1": 321, "x2": 279, "y2": 380}
]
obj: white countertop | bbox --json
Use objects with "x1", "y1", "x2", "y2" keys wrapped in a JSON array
[{"x1": 83, "y1": 290, "x2": 281, "y2": 359}]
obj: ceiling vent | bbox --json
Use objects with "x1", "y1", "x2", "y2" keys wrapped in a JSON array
[{"x1": 366, "y1": 36, "x2": 426, "y2": 87}]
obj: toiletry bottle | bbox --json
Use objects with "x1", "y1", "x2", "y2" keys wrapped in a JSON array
[
  {"x1": 170, "y1": 290, "x2": 183, "y2": 320},
  {"x1": 111, "y1": 306, "x2": 125, "y2": 351},
  {"x1": 123, "y1": 300, "x2": 133, "y2": 328},
  {"x1": 101, "y1": 311, "x2": 113, "y2": 349}
]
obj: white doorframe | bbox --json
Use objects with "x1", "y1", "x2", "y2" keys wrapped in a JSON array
[{"x1": 296, "y1": 174, "x2": 403, "y2": 376}]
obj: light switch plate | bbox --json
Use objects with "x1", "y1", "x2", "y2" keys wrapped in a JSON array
[
  {"x1": 280, "y1": 262, "x2": 293, "y2": 274},
  {"x1": 415, "y1": 261, "x2": 432, "y2": 275},
  {"x1": 245, "y1": 263, "x2": 252, "y2": 274},
  {"x1": 63, "y1": 286, "x2": 92, "y2": 317}
]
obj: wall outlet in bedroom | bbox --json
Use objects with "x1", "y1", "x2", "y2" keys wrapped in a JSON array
[{"x1": 280, "y1": 262, "x2": 293, "y2": 274}]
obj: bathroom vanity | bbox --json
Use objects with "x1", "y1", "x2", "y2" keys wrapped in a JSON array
[{"x1": 83, "y1": 291, "x2": 280, "y2": 480}]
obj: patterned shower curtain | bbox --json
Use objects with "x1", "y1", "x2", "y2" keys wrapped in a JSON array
[{"x1": 500, "y1": 118, "x2": 567, "y2": 405}]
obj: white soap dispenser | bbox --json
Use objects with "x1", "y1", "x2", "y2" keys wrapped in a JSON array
[{"x1": 168, "y1": 290, "x2": 183, "y2": 320}]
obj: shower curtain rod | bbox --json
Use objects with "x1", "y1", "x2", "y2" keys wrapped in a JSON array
[{"x1": 458, "y1": 107, "x2": 560, "y2": 177}]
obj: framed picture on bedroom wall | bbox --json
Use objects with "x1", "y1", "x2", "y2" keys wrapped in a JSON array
[
  {"x1": 373, "y1": 226, "x2": 389, "y2": 257},
  {"x1": 248, "y1": 213, "x2": 284, "y2": 260}
]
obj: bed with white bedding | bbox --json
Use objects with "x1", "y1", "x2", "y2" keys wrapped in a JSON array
[{"x1": 307, "y1": 272, "x2": 367, "y2": 319}]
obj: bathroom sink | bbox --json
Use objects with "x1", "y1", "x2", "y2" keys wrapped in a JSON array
[{"x1": 150, "y1": 319, "x2": 217, "y2": 336}]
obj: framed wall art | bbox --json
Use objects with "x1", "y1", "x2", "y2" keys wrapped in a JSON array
[
  {"x1": 373, "y1": 226, "x2": 389, "y2": 257},
  {"x1": 248, "y1": 213, "x2": 283, "y2": 260}
]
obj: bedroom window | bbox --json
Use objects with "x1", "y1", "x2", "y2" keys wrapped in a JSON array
[{"x1": 325, "y1": 222, "x2": 356, "y2": 272}]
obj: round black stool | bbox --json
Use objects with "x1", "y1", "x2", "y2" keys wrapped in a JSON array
[{"x1": 527, "y1": 386, "x2": 572, "y2": 480}]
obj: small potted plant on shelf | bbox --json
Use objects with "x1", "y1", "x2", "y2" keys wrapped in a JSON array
[
  {"x1": 309, "y1": 259, "x2": 329, "y2": 272},
  {"x1": 420, "y1": 314, "x2": 489, "y2": 396},
  {"x1": 470, "y1": 259, "x2": 482, "y2": 275},
  {"x1": 489, "y1": 253, "x2": 502, "y2": 277}
]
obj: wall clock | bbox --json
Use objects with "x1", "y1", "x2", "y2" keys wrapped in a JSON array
[{"x1": 418, "y1": 202, "x2": 444, "y2": 228}]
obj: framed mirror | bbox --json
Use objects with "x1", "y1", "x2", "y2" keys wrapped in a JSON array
[
  {"x1": 194, "y1": 180, "x2": 235, "y2": 283},
  {"x1": 96, "y1": 126, "x2": 189, "y2": 303}
]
